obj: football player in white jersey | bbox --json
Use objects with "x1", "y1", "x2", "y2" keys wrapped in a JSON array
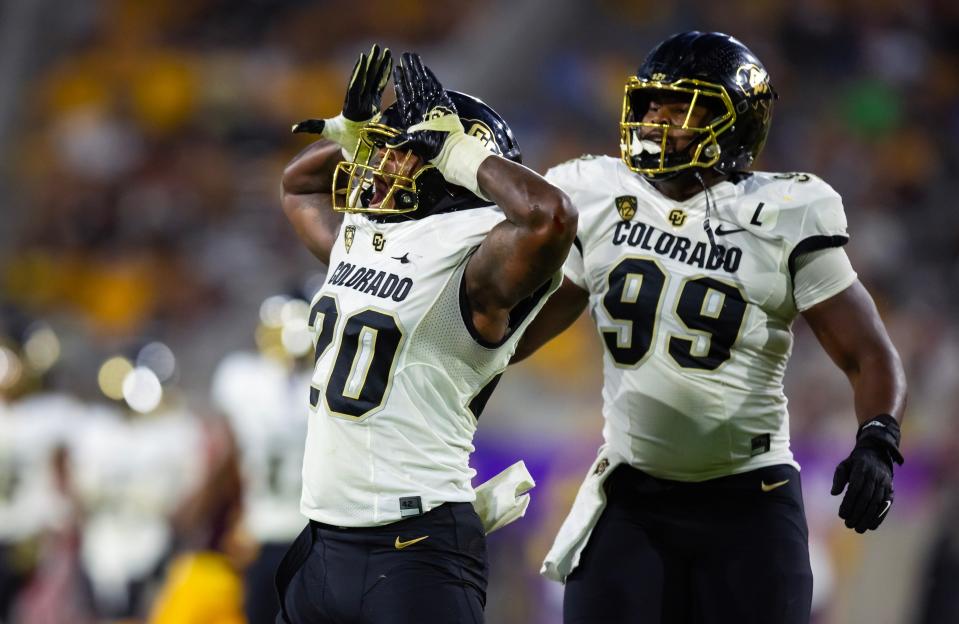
[
  {"x1": 513, "y1": 32, "x2": 907, "y2": 623},
  {"x1": 209, "y1": 295, "x2": 312, "y2": 624},
  {"x1": 275, "y1": 47, "x2": 576, "y2": 623},
  {"x1": 0, "y1": 315, "x2": 87, "y2": 619}
]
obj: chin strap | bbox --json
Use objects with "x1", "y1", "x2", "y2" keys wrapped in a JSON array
[{"x1": 693, "y1": 171, "x2": 718, "y2": 249}]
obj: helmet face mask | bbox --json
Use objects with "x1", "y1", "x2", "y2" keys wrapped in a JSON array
[
  {"x1": 332, "y1": 122, "x2": 431, "y2": 215},
  {"x1": 621, "y1": 31, "x2": 776, "y2": 181},
  {"x1": 621, "y1": 77, "x2": 735, "y2": 178}
]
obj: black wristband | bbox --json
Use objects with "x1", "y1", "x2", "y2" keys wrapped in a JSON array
[{"x1": 856, "y1": 414, "x2": 904, "y2": 465}]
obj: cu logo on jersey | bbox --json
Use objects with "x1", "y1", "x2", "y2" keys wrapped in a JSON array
[
  {"x1": 668, "y1": 208, "x2": 687, "y2": 227},
  {"x1": 466, "y1": 121, "x2": 500, "y2": 154},
  {"x1": 372, "y1": 232, "x2": 386, "y2": 252}
]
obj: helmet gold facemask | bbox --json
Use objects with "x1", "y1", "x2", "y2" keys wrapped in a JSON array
[
  {"x1": 332, "y1": 122, "x2": 435, "y2": 215},
  {"x1": 620, "y1": 77, "x2": 736, "y2": 177}
]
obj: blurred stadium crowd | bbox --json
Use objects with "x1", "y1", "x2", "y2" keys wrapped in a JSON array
[{"x1": 1, "y1": 0, "x2": 958, "y2": 622}]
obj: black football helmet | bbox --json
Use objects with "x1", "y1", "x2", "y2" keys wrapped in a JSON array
[
  {"x1": 332, "y1": 91, "x2": 521, "y2": 218},
  {"x1": 621, "y1": 31, "x2": 776, "y2": 179}
]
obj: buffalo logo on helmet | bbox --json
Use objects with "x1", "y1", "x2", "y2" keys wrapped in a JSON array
[
  {"x1": 735, "y1": 63, "x2": 771, "y2": 100},
  {"x1": 615, "y1": 195, "x2": 637, "y2": 221}
]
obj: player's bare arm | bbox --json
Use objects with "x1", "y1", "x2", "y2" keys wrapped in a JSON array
[
  {"x1": 281, "y1": 141, "x2": 344, "y2": 264},
  {"x1": 802, "y1": 280, "x2": 907, "y2": 425},
  {"x1": 386, "y1": 53, "x2": 577, "y2": 343},
  {"x1": 281, "y1": 44, "x2": 392, "y2": 264},
  {"x1": 511, "y1": 278, "x2": 588, "y2": 362},
  {"x1": 465, "y1": 150, "x2": 577, "y2": 342},
  {"x1": 803, "y1": 279, "x2": 908, "y2": 533}
]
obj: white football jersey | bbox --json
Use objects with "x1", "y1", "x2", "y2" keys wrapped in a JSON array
[
  {"x1": 302, "y1": 207, "x2": 560, "y2": 527},
  {"x1": 72, "y1": 403, "x2": 204, "y2": 608},
  {"x1": 211, "y1": 351, "x2": 309, "y2": 542},
  {"x1": 546, "y1": 156, "x2": 855, "y2": 481}
]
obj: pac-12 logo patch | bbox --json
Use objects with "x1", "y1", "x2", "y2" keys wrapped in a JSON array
[
  {"x1": 344, "y1": 225, "x2": 356, "y2": 253},
  {"x1": 615, "y1": 195, "x2": 637, "y2": 221}
]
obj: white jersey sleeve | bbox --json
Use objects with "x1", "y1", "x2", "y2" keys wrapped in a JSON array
[
  {"x1": 547, "y1": 156, "x2": 618, "y2": 290},
  {"x1": 774, "y1": 174, "x2": 850, "y2": 275},
  {"x1": 562, "y1": 241, "x2": 587, "y2": 289},
  {"x1": 792, "y1": 246, "x2": 858, "y2": 311},
  {"x1": 764, "y1": 173, "x2": 856, "y2": 310}
]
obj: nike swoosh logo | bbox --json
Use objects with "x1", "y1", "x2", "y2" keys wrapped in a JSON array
[
  {"x1": 394, "y1": 535, "x2": 429, "y2": 549},
  {"x1": 715, "y1": 225, "x2": 747, "y2": 236},
  {"x1": 760, "y1": 479, "x2": 790, "y2": 492},
  {"x1": 878, "y1": 500, "x2": 892, "y2": 518}
]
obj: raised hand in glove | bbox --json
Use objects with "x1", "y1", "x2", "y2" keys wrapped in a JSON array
[
  {"x1": 291, "y1": 44, "x2": 392, "y2": 157},
  {"x1": 831, "y1": 414, "x2": 904, "y2": 533},
  {"x1": 387, "y1": 52, "x2": 458, "y2": 160},
  {"x1": 386, "y1": 52, "x2": 493, "y2": 198}
]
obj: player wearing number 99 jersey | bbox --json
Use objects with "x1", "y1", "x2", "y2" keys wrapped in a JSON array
[
  {"x1": 275, "y1": 48, "x2": 575, "y2": 624},
  {"x1": 514, "y1": 32, "x2": 907, "y2": 624}
]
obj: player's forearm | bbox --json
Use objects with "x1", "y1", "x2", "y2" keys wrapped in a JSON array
[
  {"x1": 848, "y1": 345, "x2": 907, "y2": 425},
  {"x1": 477, "y1": 156, "x2": 578, "y2": 262},
  {"x1": 282, "y1": 193, "x2": 342, "y2": 265},
  {"x1": 282, "y1": 140, "x2": 344, "y2": 196},
  {"x1": 511, "y1": 279, "x2": 588, "y2": 363}
]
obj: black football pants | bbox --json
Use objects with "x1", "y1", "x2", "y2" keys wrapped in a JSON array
[
  {"x1": 245, "y1": 541, "x2": 289, "y2": 624},
  {"x1": 564, "y1": 464, "x2": 813, "y2": 624},
  {"x1": 275, "y1": 502, "x2": 488, "y2": 624}
]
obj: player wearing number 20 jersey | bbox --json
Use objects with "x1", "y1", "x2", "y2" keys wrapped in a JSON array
[
  {"x1": 301, "y1": 205, "x2": 558, "y2": 527},
  {"x1": 548, "y1": 157, "x2": 851, "y2": 481},
  {"x1": 277, "y1": 48, "x2": 574, "y2": 624}
]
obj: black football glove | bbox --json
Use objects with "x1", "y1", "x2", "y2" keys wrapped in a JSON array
[
  {"x1": 830, "y1": 414, "x2": 904, "y2": 533},
  {"x1": 385, "y1": 52, "x2": 458, "y2": 161},
  {"x1": 385, "y1": 52, "x2": 493, "y2": 198},
  {"x1": 341, "y1": 43, "x2": 393, "y2": 122},
  {"x1": 291, "y1": 44, "x2": 392, "y2": 145}
]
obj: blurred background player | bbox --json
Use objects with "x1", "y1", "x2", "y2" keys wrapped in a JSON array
[
  {"x1": 0, "y1": 309, "x2": 94, "y2": 622},
  {"x1": 72, "y1": 371, "x2": 207, "y2": 619},
  {"x1": 145, "y1": 411, "x2": 246, "y2": 624},
  {"x1": 276, "y1": 46, "x2": 575, "y2": 623},
  {"x1": 514, "y1": 31, "x2": 906, "y2": 624},
  {"x1": 209, "y1": 292, "x2": 313, "y2": 624}
]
